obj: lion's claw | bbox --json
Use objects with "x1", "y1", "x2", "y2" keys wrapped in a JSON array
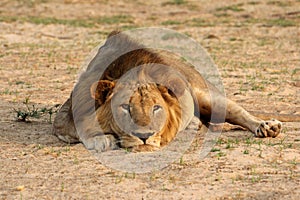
[{"x1": 255, "y1": 119, "x2": 282, "y2": 138}]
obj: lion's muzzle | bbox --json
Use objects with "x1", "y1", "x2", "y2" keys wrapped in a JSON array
[{"x1": 131, "y1": 131, "x2": 155, "y2": 143}]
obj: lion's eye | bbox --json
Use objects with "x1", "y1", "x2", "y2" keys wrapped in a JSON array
[
  {"x1": 153, "y1": 105, "x2": 162, "y2": 113},
  {"x1": 120, "y1": 104, "x2": 130, "y2": 112}
]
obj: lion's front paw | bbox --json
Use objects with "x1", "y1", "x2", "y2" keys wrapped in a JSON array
[
  {"x1": 255, "y1": 119, "x2": 282, "y2": 138},
  {"x1": 131, "y1": 145, "x2": 159, "y2": 152},
  {"x1": 84, "y1": 134, "x2": 119, "y2": 152}
]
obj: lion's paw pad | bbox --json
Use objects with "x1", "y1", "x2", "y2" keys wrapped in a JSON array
[{"x1": 255, "y1": 119, "x2": 282, "y2": 138}]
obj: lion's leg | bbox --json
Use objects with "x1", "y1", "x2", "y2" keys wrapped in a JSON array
[
  {"x1": 53, "y1": 99, "x2": 119, "y2": 151},
  {"x1": 73, "y1": 110, "x2": 120, "y2": 152},
  {"x1": 78, "y1": 124, "x2": 120, "y2": 152},
  {"x1": 52, "y1": 98, "x2": 79, "y2": 143},
  {"x1": 195, "y1": 90, "x2": 282, "y2": 137},
  {"x1": 225, "y1": 99, "x2": 282, "y2": 137},
  {"x1": 53, "y1": 98, "x2": 119, "y2": 152}
]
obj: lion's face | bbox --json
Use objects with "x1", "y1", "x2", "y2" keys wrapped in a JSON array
[
  {"x1": 111, "y1": 83, "x2": 169, "y2": 149},
  {"x1": 91, "y1": 79, "x2": 182, "y2": 151}
]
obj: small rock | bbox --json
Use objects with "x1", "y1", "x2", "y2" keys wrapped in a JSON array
[
  {"x1": 294, "y1": 81, "x2": 300, "y2": 87},
  {"x1": 16, "y1": 185, "x2": 25, "y2": 191}
]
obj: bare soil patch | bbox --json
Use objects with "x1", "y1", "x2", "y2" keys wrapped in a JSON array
[{"x1": 0, "y1": 0, "x2": 299, "y2": 199}]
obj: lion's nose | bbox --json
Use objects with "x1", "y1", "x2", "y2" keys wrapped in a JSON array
[{"x1": 132, "y1": 132, "x2": 155, "y2": 144}]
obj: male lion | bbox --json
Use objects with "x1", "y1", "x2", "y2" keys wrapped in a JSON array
[{"x1": 52, "y1": 31, "x2": 283, "y2": 152}]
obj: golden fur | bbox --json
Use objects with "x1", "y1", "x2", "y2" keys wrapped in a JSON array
[{"x1": 53, "y1": 30, "x2": 284, "y2": 152}]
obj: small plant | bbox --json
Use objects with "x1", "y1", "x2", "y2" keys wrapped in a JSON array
[
  {"x1": 265, "y1": 19, "x2": 296, "y2": 27},
  {"x1": 216, "y1": 151, "x2": 226, "y2": 158},
  {"x1": 216, "y1": 4, "x2": 244, "y2": 12},
  {"x1": 39, "y1": 106, "x2": 60, "y2": 123},
  {"x1": 188, "y1": 18, "x2": 213, "y2": 27},
  {"x1": 162, "y1": 0, "x2": 186, "y2": 6},
  {"x1": 124, "y1": 172, "x2": 136, "y2": 179},
  {"x1": 179, "y1": 156, "x2": 184, "y2": 165},
  {"x1": 267, "y1": 1, "x2": 291, "y2": 7},
  {"x1": 225, "y1": 139, "x2": 236, "y2": 149},
  {"x1": 215, "y1": 138, "x2": 225, "y2": 145},
  {"x1": 289, "y1": 157, "x2": 297, "y2": 166},
  {"x1": 161, "y1": 20, "x2": 182, "y2": 26},
  {"x1": 251, "y1": 175, "x2": 261, "y2": 183},
  {"x1": 115, "y1": 175, "x2": 123, "y2": 184},
  {"x1": 14, "y1": 97, "x2": 60, "y2": 123},
  {"x1": 245, "y1": 137, "x2": 254, "y2": 146},
  {"x1": 36, "y1": 144, "x2": 44, "y2": 150},
  {"x1": 73, "y1": 156, "x2": 79, "y2": 165},
  {"x1": 258, "y1": 150, "x2": 263, "y2": 158},
  {"x1": 211, "y1": 147, "x2": 221, "y2": 152},
  {"x1": 124, "y1": 148, "x2": 132, "y2": 153},
  {"x1": 225, "y1": 143, "x2": 232, "y2": 149},
  {"x1": 61, "y1": 182, "x2": 64, "y2": 192}
]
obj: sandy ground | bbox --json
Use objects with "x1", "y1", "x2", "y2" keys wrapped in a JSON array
[{"x1": 0, "y1": 0, "x2": 299, "y2": 199}]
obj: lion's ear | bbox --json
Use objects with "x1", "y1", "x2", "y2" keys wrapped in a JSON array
[
  {"x1": 90, "y1": 80, "x2": 115, "y2": 105},
  {"x1": 158, "y1": 78, "x2": 185, "y2": 98}
]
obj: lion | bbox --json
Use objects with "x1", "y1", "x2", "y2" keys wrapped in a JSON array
[{"x1": 52, "y1": 30, "x2": 289, "y2": 152}]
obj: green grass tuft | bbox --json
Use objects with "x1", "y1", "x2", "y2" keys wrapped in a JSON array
[
  {"x1": 265, "y1": 18, "x2": 297, "y2": 27},
  {"x1": 216, "y1": 4, "x2": 244, "y2": 12},
  {"x1": 162, "y1": 0, "x2": 187, "y2": 6},
  {"x1": 0, "y1": 15, "x2": 133, "y2": 28},
  {"x1": 161, "y1": 20, "x2": 182, "y2": 25}
]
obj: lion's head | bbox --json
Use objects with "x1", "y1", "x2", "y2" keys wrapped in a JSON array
[{"x1": 89, "y1": 66, "x2": 191, "y2": 151}]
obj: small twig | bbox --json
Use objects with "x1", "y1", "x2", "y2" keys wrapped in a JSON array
[{"x1": 40, "y1": 32, "x2": 74, "y2": 40}]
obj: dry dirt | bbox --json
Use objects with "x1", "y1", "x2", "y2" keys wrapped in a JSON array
[{"x1": 0, "y1": 0, "x2": 299, "y2": 199}]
